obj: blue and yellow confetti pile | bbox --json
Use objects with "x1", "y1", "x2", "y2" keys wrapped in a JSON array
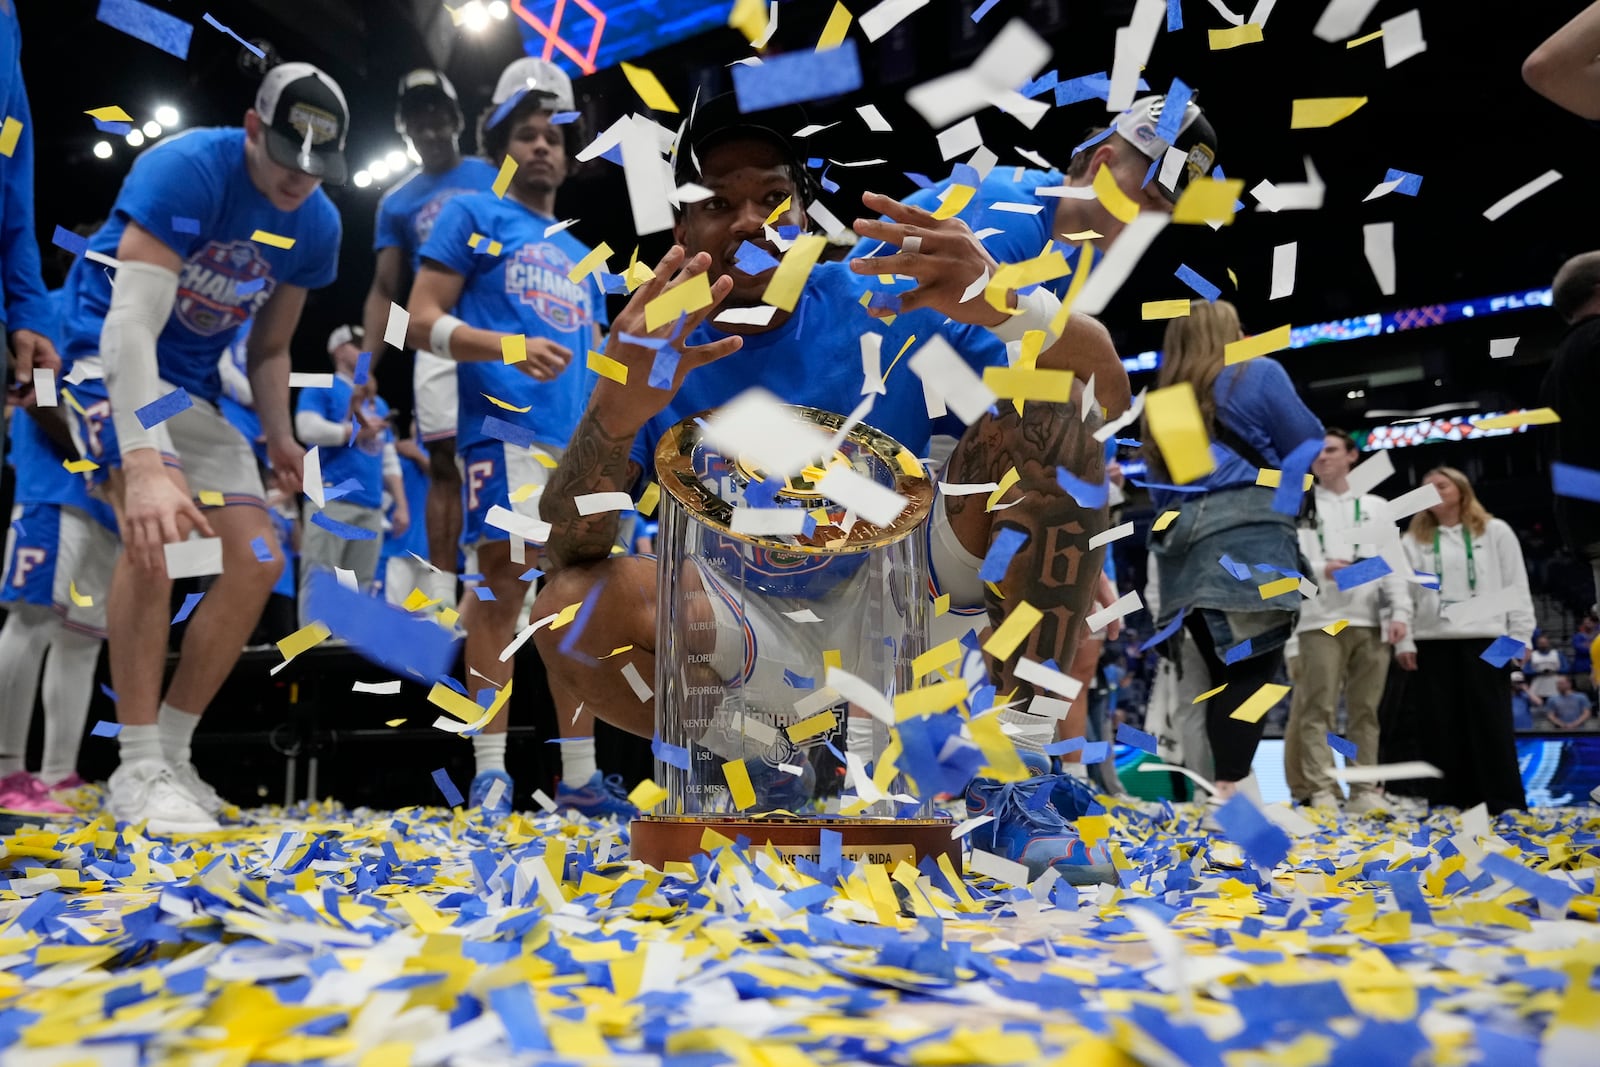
[{"x1": 1, "y1": 796, "x2": 1597, "y2": 1064}]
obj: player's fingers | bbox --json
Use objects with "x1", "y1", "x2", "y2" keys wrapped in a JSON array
[
  {"x1": 185, "y1": 500, "x2": 215, "y2": 539},
  {"x1": 850, "y1": 216, "x2": 924, "y2": 248},
  {"x1": 862, "y1": 189, "x2": 940, "y2": 228},
  {"x1": 680, "y1": 274, "x2": 737, "y2": 336},
  {"x1": 629, "y1": 245, "x2": 688, "y2": 308},
  {"x1": 846, "y1": 251, "x2": 922, "y2": 276},
  {"x1": 683, "y1": 335, "x2": 743, "y2": 371}
]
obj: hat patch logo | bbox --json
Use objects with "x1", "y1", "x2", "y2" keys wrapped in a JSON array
[{"x1": 288, "y1": 103, "x2": 339, "y2": 146}]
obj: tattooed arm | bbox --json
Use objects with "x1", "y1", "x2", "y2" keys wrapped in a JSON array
[{"x1": 540, "y1": 407, "x2": 644, "y2": 571}]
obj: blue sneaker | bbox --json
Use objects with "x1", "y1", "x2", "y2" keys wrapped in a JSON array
[
  {"x1": 555, "y1": 772, "x2": 640, "y2": 820},
  {"x1": 745, "y1": 759, "x2": 816, "y2": 814},
  {"x1": 469, "y1": 770, "x2": 514, "y2": 820},
  {"x1": 1017, "y1": 749, "x2": 1098, "y2": 821},
  {"x1": 965, "y1": 775, "x2": 1116, "y2": 885}
]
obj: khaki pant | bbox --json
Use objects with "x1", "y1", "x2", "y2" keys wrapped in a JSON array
[{"x1": 1284, "y1": 625, "x2": 1389, "y2": 800}]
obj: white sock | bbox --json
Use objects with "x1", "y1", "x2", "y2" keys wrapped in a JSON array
[
  {"x1": 997, "y1": 706, "x2": 1053, "y2": 758},
  {"x1": 847, "y1": 717, "x2": 877, "y2": 772},
  {"x1": 158, "y1": 702, "x2": 202, "y2": 765},
  {"x1": 0, "y1": 605, "x2": 56, "y2": 777},
  {"x1": 117, "y1": 723, "x2": 165, "y2": 766},
  {"x1": 562, "y1": 736, "x2": 597, "y2": 783},
  {"x1": 38, "y1": 629, "x2": 102, "y2": 784},
  {"x1": 472, "y1": 732, "x2": 507, "y2": 775}
]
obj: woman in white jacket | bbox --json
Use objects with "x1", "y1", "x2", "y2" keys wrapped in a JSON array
[{"x1": 1393, "y1": 466, "x2": 1534, "y2": 813}]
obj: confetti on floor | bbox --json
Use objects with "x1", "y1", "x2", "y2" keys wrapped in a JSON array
[{"x1": 1, "y1": 789, "x2": 1596, "y2": 1064}]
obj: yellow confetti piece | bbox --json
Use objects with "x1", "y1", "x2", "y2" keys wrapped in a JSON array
[
  {"x1": 823, "y1": 649, "x2": 842, "y2": 671},
  {"x1": 360, "y1": 1043, "x2": 414, "y2": 1067},
  {"x1": 437, "y1": 606, "x2": 459, "y2": 627},
  {"x1": 1142, "y1": 299, "x2": 1192, "y2": 320},
  {"x1": 1193, "y1": 682, "x2": 1228, "y2": 703},
  {"x1": 1475, "y1": 408, "x2": 1560, "y2": 430},
  {"x1": 1290, "y1": 97, "x2": 1369, "y2": 129},
  {"x1": 68, "y1": 582, "x2": 92, "y2": 608},
  {"x1": 427, "y1": 681, "x2": 484, "y2": 722},
  {"x1": 723, "y1": 759, "x2": 757, "y2": 810},
  {"x1": 1347, "y1": 28, "x2": 1385, "y2": 47},
  {"x1": 913, "y1": 637, "x2": 964, "y2": 679},
  {"x1": 85, "y1": 105, "x2": 134, "y2": 122},
  {"x1": 895, "y1": 448, "x2": 923, "y2": 478},
  {"x1": 508, "y1": 482, "x2": 540, "y2": 503},
  {"x1": 567, "y1": 242, "x2": 613, "y2": 282},
  {"x1": 532, "y1": 451, "x2": 558, "y2": 468},
  {"x1": 1255, "y1": 469, "x2": 1314, "y2": 490},
  {"x1": 587, "y1": 350, "x2": 628, "y2": 384},
  {"x1": 623, "y1": 257, "x2": 655, "y2": 291},
  {"x1": 277, "y1": 622, "x2": 331, "y2": 662},
  {"x1": 933, "y1": 593, "x2": 951, "y2": 617},
  {"x1": 985, "y1": 580, "x2": 1004, "y2": 600},
  {"x1": 393, "y1": 892, "x2": 450, "y2": 933},
  {"x1": 629, "y1": 778, "x2": 669, "y2": 810},
  {"x1": 817, "y1": 1, "x2": 852, "y2": 49},
  {"x1": 764, "y1": 195, "x2": 793, "y2": 226},
  {"x1": 762, "y1": 234, "x2": 828, "y2": 313},
  {"x1": 862, "y1": 862, "x2": 900, "y2": 926},
  {"x1": 599, "y1": 645, "x2": 635, "y2": 659},
  {"x1": 987, "y1": 466, "x2": 1020, "y2": 512},
  {"x1": 0, "y1": 116, "x2": 22, "y2": 157},
  {"x1": 500, "y1": 334, "x2": 527, "y2": 365},
  {"x1": 1259, "y1": 575, "x2": 1300, "y2": 599},
  {"x1": 482, "y1": 392, "x2": 532, "y2": 412},
  {"x1": 984, "y1": 600, "x2": 1042, "y2": 660},
  {"x1": 250, "y1": 229, "x2": 295, "y2": 249},
  {"x1": 932, "y1": 183, "x2": 976, "y2": 220},
  {"x1": 620, "y1": 62, "x2": 680, "y2": 112},
  {"x1": 198, "y1": 490, "x2": 226, "y2": 507},
  {"x1": 985, "y1": 251, "x2": 1072, "y2": 313},
  {"x1": 492, "y1": 154, "x2": 517, "y2": 197},
  {"x1": 638, "y1": 481, "x2": 661, "y2": 517},
  {"x1": 1224, "y1": 323, "x2": 1292, "y2": 364},
  {"x1": 1172, "y1": 177, "x2": 1245, "y2": 225},
  {"x1": 1151, "y1": 510, "x2": 1180, "y2": 532},
  {"x1": 1230, "y1": 682, "x2": 1292, "y2": 723},
  {"x1": 1077, "y1": 814, "x2": 1110, "y2": 847},
  {"x1": 385, "y1": 718, "x2": 407, "y2": 727},
  {"x1": 787, "y1": 709, "x2": 837, "y2": 742},
  {"x1": 969, "y1": 713, "x2": 1029, "y2": 782},
  {"x1": 1093, "y1": 163, "x2": 1140, "y2": 225},
  {"x1": 468, "y1": 232, "x2": 504, "y2": 256},
  {"x1": 1209, "y1": 22, "x2": 1264, "y2": 49},
  {"x1": 982, "y1": 365, "x2": 1074, "y2": 402},
  {"x1": 645, "y1": 270, "x2": 713, "y2": 331},
  {"x1": 729, "y1": 0, "x2": 770, "y2": 44},
  {"x1": 402, "y1": 588, "x2": 439, "y2": 612},
  {"x1": 1323, "y1": 619, "x2": 1350, "y2": 636},
  {"x1": 1146, "y1": 382, "x2": 1217, "y2": 485},
  {"x1": 894, "y1": 678, "x2": 967, "y2": 719},
  {"x1": 548, "y1": 600, "x2": 583, "y2": 631}
]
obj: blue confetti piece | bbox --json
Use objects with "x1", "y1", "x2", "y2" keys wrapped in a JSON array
[
  {"x1": 949, "y1": 163, "x2": 981, "y2": 188},
  {"x1": 1055, "y1": 467, "x2": 1109, "y2": 509},
  {"x1": 470, "y1": 585, "x2": 497, "y2": 601},
  {"x1": 1213, "y1": 795, "x2": 1292, "y2": 869},
  {"x1": 1218, "y1": 554, "x2": 1252, "y2": 581},
  {"x1": 1552, "y1": 462, "x2": 1600, "y2": 503},
  {"x1": 1272, "y1": 437, "x2": 1322, "y2": 516},
  {"x1": 171, "y1": 216, "x2": 200, "y2": 234},
  {"x1": 134, "y1": 388, "x2": 193, "y2": 430},
  {"x1": 1116, "y1": 723, "x2": 1157, "y2": 754},
  {"x1": 819, "y1": 166, "x2": 840, "y2": 194},
  {"x1": 973, "y1": 0, "x2": 1004, "y2": 21},
  {"x1": 1070, "y1": 125, "x2": 1116, "y2": 158},
  {"x1": 1044, "y1": 736, "x2": 1086, "y2": 756},
  {"x1": 1327, "y1": 732, "x2": 1359, "y2": 759},
  {"x1": 1154, "y1": 78, "x2": 1192, "y2": 145},
  {"x1": 1222, "y1": 638, "x2": 1253, "y2": 665},
  {"x1": 1383, "y1": 167, "x2": 1423, "y2": 196},
  {"x1": 651, "y1": 736, "x2": 691, "y2": 771},
  {"x1": 519, "y1": 567, "x2": 544, "y2": 581},
  {"x1": 1333, "y1": 555, "x2": 1393, "y2": 592},
  {"x1": 488, "y1": 984, "x2": 551, "y2": 1051},
  {"x1": 353, "y1": 350, "x2": 372, "y2": 387},
  {"x1": 1080, "y1": 741, "x2": 1110, "y2": 764},
  {"x1": 1167, "y1": 0, "x2": 1183, "y2": 31},
  {"x1": 201, "y1": 12, "x2": 265, "y2": 57},
  {"x1": 904, "y1": 171, "x2": 934, "y2": 189},
  {"x1": 96, "y1": 0, "x2": 193, "y2": 59},
  {"x1": 782, "y1": 669, "x2": 813, "y2": 688},
  {"x1": 1019, "y1": 69, "x2": 1058, "y2": 98},
  {"x1": 171, "y1": 592, "x2": 205, "y2": 624},
  {"x1": 1480, "y1": 635, "x2": 1526, "y2": 668},
  {"x1": 311, "y1": 512, "x2": 379, "y2": 540},
  {"x1": 51, "y1": 226, "x2": 89, "y2": 258},
  {"x1": 867, "y1": 290, "x2": 902, "y2": 312},
  {"x1": 1130, "y1": 477, "x2": 1207, "y2": 494},
  {"x1": 648, "y1": 348, "x2": 681, "y2": 391},
  {"x1": 819, "y1": 828, "x2": 843, "y2": 872},
  {"x1": 99, "y1": 684, "x2": 119, "y2": 703},
  {"x1": 734, "y1": 240, "x2": 781, "y2": 275},
  {"x1": 235, "y1": 276, "x2": 266, "y2": 297},
  {"x1": 431, "y1": 768, "x2": 464, "y2": 807},
  {"x1": 322, "y1": 477, "x2": 364, "y2": 504},
  {"x1": 250, "y1": 536, "x2": 275, "y2": 562},
  {"x1": 978, "y1": 527, "x2": 1029, "y2": 583},
  {"x1": 91, "y1": 720, "x2": 123, "y2": 738},
  {"x1": 1138, "y1": 608, "x2": 1186, "y2": 652},
  {"x1": 481, "y1": 415, "x2": 540, "y2": 450},
  {"x1": 92, "y1": 118, "x2": 132, "y2": 135},
  {"x1": 1174, "y1": 264, "x2": 1221, "y2": 302},
  {"x1": 1141, "y1": 156, "x2": 1160, "y2": 189},
  {"x1": 732, "y1": 39, "x2": 863, "y2": 111},
  {"x1": 1055, "y1": 72, "x2": 1109, "y2": 107},
  {"x1": 305, "y1": 570, "x2": 458, "y2": 684},
  {"x1": 550, "y1": 110, "x2": 581, "y2": 125}
]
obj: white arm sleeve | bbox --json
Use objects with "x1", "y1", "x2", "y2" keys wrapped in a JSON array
[
  {"x1": 382, "y1": 441, "x2": 400, "y2": 480},
  {"x1": 988, "y1": 287, "x2": 1062, "y2": 344},
  {"x1": 295, "y1": 410, "x2": 350, "y2": 447},
  {"x1": 101, "y1": 260, "x2": 180, "y2": 457}
]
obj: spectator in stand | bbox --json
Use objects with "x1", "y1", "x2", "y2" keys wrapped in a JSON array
[
  {"x1": 1542, "y1": 675, "x2": 1594, "y2": 730},
  {"x1": 1394, "y1": 467, "x2": 1535, "y2": 813},
  {"x1": 1511, "y1": 671, "x2": 1542, "y2": 731},
  {"x1": 1570, "y1": 614, "x2": 1597, "y2": 681},
  {"x1": 1527, "y1": 634, "x2": 1566, "y2": 699}
]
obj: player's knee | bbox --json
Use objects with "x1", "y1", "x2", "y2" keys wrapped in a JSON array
[{"x1": 427, "y1": 441, "x2": 459, "y2": 483}]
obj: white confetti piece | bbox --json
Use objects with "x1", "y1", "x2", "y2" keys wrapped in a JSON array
[
  {"x1": 730, "y1": 508, "x2": 809, "y2": 535},
  {"x1": 857, "y1": 104, "x2": 892, "y2": 131},
  {"x1": 815, "y1": 465, "x2": 908, "y2": 527},
  {"x1": 713, "y1": 305, "x2": 779, "y2": 327},
  {"x1": 1483, "y1": 170, "x2": 1561, "y2": 221},
  {"x1": 575, "y1": 492, "x2": 634, "y2": 516},
  {"x1": 1024, "y1": 695, "x2": 1074, "y2": 720},
  {"x1": 531, "y1": 788, "x2": 558, "y2": 812},
  {"x1": 30, "y1": 366, "x2": 57, "y2": 407},
  {"x1": 1314, "y1": 0, "x2": 1381, "y2": 41},
  {"x1": 951, "y1": 814, "x2": 996, "y2": 839},
  {"x1": 969, "y1": 848, "x2": 1032, "y2": 886},
  {"x1": 543, "y1": 218, "x2": 579, "y2": 237},
  {"x1": 783, "y1": 608, "x2": 823, "y2": 623},
  {"x1": 1108, "y1": 0, "x2": 1165, "y2": 111},
  {"x1": 384, "y1": 303, "x2": 409, "y2": 351},
  {"x1": 908, "y1": 335, "x2": 997, "y2": 426},
  {"x1": 1380, "y1": 9, "x2": 1426, "y2": 67},
  {"x1": 1094, "y1": 388, "x2": 1146, "y2": 443},
  {"x1": 486, "y1": 504, "x2": 550, "y2": 544},
  {"x1": 353, "y1": 680, "x2": 403, "y2": 694},
  {"x1": 288, "y1": 372, "x2": 334, "y2": 389},
  {"x1": 1381, "y1": 482, "x2": 1442, "y2": 521},
  {"x1": 794, "y1": 686, "x2": 842, "y2": 716},
  {"x1": 937, "y1": 117, "x2": 982, "y2": 160},
  {"x1": 825, "y1": 666, "x2": 895, "y2": 725},
  {"x1": 1362, "y1": 221, "x2": 1396, "y2": 296},
  {"x1": 1090, "y1": 522, "x2": 1135, "y2": 549},
  {"x1": 703, "y1": 388, "x2": 833, "y2": 479},
  {"x1": 1490, "y1": 337, "x2": 1519, "y2": 359},
  {"x1": 859, "y1": 0, "x2": 928, "y2": 40},
  {"x1": 906, "y1": 19, "x2": 1051, "y2": 128},
  {"x1": 620, "y1": 662, "x2": 653, "y2": 702},
  {"x1": 1014, "y1": 656, "x2": 1084, "y2": 700},
  {"x1": 1086, "y1": 590, "x2": 1143, "y2": 634},
  {"x1": 1344, "y1": 450, "x2": 1395, "y2": 498},
  {"x1": 164, "y1": 537, "x2": 223, "y2": 580},
  {"x1": 1270, "y1": 242, "x2": 1297, "y2": 300},
  {"x1": 303, "y1": 446, "x2": 325, "y2": 508}
]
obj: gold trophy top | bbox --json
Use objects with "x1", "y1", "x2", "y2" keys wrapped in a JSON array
[{"x1": 655, "y1": 405, "x2": 934, "y2": 554}]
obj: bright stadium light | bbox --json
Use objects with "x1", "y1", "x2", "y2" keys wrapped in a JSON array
[
  {"x1": 154, "y1": 105, "x2": 179, "y2": 127},
  {"x1": 93, "y1": 140, "x2": 113, "y2": 159},
  {"x1": 369, "y1": 160, "x2": 390, "y2": 181},
  {"x1": 385, "y1": 149, "x2": 408, "y2": 172},
  {"x1": 143, "y1": 120, "x2": 162, "y2": 138},
  {"x1": 487, "y1": 0, "x2": 509, "y2": 18},
  {"x1": 354, "y1": 170, "x2": 372, "y2": 188},
  {"x1": 126, "y1": 129, "x2": 145, "y2": 147},
  {"x1": 461, "y1": 1, "x2": 490, "y2": 31}
]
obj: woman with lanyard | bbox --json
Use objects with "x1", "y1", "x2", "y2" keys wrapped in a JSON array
[
  {"x1": 1142, "y1": 300, "x2": 1323, "y2": 804},
  {"x1": 1393, "y1": 466, "x2": 1534, "y2": 814}
]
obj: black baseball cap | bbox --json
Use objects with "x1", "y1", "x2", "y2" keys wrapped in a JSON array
[
  {"x1": 1113, "y1": 94, "x2": 1219, "y2": 203},
  {"x1": 396, "y1": 69, "x2": 461, "y2": 126},
  {"x1": 673, "y1": 92, "x2": 813, "y2": 188},
  {"x1": 255, "y1": 62, "x2": 350, "y2": 184}
]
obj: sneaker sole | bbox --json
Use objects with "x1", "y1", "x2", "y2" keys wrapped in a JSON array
[{"x1": 142, "y1": 816, "x2": 221, "y2": 835}]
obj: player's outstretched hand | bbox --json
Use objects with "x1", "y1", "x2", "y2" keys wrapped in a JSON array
[
  {"x1": 267, "y1": 436, "x2": 305, "y2": 497},
  {"x1": 849, "y1": 191, "x2": 1007, "y2": 326},
  {"x1": 122, "y1": 462, "x2": 215, "y2": 575},
  {"x1": 6, "y1": 330, "x2": 61, "y2": 408},
  {"x1": 519, "y1": 338, "x2": 573, "y2": 382}
]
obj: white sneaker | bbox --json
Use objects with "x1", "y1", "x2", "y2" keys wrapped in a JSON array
[
  {"x1": 1344, "y1": 791, "x2": 1386, "y2": 815},
  {"x1": 108, "y1": 761, "x2": 220, "y2": 835},
  {"x1": 1308, "y1": 791, "x2": 1341, "y2": 811},
  {"x1": 169, "y1": 761, "x2": 225, "y2": 816}
]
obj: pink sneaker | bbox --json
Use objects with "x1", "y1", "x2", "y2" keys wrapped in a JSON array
[{"x1": 0, "y1": 771, "x2": 74, "y2": 815}]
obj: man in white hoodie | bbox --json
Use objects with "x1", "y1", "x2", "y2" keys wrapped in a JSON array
[{"x1": 1284, "y1": 430, "x2": 1411, "y2": 814}]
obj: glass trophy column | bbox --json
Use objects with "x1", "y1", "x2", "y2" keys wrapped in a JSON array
[{"x1": 630, "y1": 405, "x2": 959, "y2": 869}]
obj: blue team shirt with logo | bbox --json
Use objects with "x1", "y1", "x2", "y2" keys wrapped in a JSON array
[
  {"x1": 380, "y1": 439, "x2": 431, "y2": 562},
  {"x1": 58, "y1": 127, "x2": 342, "y2": 401},
  {"x1": 296, "y1": 376, "x2": 392, "y2": 509},
  {"x1": 420, "y1": 193, "x2": 606, "y2": 453},
  {"x1": 374, "y1": 157, "x2": 499, "y2": 273}
]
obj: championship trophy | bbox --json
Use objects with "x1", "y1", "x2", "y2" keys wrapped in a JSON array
[{"x1": 629, "y1": 405, "x2": 960, "y2": 868}]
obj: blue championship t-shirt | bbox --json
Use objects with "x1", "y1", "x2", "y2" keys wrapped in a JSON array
[
  {"x1": 419, "y1": 193, "x2": 607, "y2": 453},
  {"x1": 375, "y1": 157, "x2": 499, "y2": 273},
  {"x1": 380, "y1": 437, "x2": 431, "y2": 563},
  {"x1": 58, "y1": 127, "x2": 342, "y2": 401},
  {"x1": 296, "y1": 376, "x2": 392, "y2": 509}
]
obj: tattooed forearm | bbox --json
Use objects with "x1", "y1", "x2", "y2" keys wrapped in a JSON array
[{"x1": 541, "y1": 408, "x2": 643, "y2": 571}]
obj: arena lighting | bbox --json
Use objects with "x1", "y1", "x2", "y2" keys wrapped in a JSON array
[
  {"x1": 125, "y1": 129, "x2": 144, "y2": 147},
  {"x1": 385, "y1": 149, "x2": 408, "y2": 172},
  {"x1": 368, "y1": 160, "x2": 390, "y2": 181},
  {"x1": 153, "y1": 105, "x2": 179, "y2": 127},
  {"x1": 142, "y1": 120, "x2": 162, "y2": 138},
  {"x1": 487, "y1": 0, "x2": 509, "y2": 18},
  {"x1": 1121, "y1": 285, "x2": 1556, "y2": 373},
  {"x1": 92, "y1": 140, "x2": 113, "y2": 159},
  {"x1": 353, "y1": 170, "x2": 372, "y2": 188},
  {"x1": 460, "y1": 0, "x2": 490, "y2": 31}
]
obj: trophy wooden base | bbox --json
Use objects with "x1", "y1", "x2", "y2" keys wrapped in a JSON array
[{"x1": 630, "y1": 814, "x2": 960, "y2": 870}]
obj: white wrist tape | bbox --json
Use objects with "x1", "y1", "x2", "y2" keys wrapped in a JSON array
[
  {"x1": 989, "y1": 287, "x2": 1062, "y2": 344},
  {"x1": 101, "y1": 260, "x2": 180, "y2": 457},
  {"x1": 430, "y1": 314, "x2": 465, "y2": 361}
]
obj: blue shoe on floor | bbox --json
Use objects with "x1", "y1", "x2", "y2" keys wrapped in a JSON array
[
  {"x1": 745, "y1": 759, "x2": 817, "y2": 814},
  {"x1": 1016, "y1": 749, "x2": 1100, "y2": 821},
  {"x1": 965, "y1": 774, "x2": 1116, "y2": 885},
  {"x1": 469, "y1": 770, "x2": 514, "y2": 820},
  {"x1": 555, "y1": 772, "x2": 639, "y2": 820}
]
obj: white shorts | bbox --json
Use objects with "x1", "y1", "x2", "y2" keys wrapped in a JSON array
[
  {"x1": 927, "y1": 492, "x2": 988, "y2": 648},
  {"x1": 413, "y1": 349, "x2": 458, "y2": 444},
  {"x1": 1, "y1": 503, "x2": 118, "y2": 636}
]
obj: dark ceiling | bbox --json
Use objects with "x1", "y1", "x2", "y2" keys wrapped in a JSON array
[{"x1": 19, "y1": 0, "x2": 1600, "y2": 438}]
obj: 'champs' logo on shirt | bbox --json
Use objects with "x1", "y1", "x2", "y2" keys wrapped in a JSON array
[
  {"x1": 173, "y1": 240, "x2": 276, "y2": 336},
  {"x1": 414, "y1": 188, "x2": 480, "y2": 249},
  {"x1": 504, "y1": 242, "x2": 592, "y2": 333}
]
